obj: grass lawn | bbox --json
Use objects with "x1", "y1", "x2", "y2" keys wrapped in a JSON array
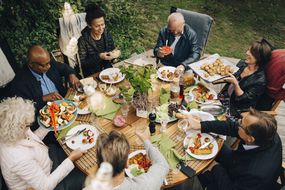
[{"x1": 133, "y1": 0, "x2": 285, "y2": 59}]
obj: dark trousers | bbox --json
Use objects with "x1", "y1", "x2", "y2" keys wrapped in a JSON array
[
  {"x1": 198, "y1": 145, "x2": 233, "y2": 190},
  {"x1": 48, "y1": 144, "x2": 86, "y2": 190}
]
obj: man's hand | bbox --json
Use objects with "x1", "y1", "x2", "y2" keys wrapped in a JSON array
[
  {"x1": 99, "y1": 52, "x2": 113, "y2": 61},
  {"x1": 69, "y1": 74, "x2": 81, "y2": 89},
  {"x1": 186, "y1": 115, "x2": 202, "y2": 131},
  {"x1": 68, "y1": 148, "x2": 86, "y2": 162},
  {"x1": 135, "y1": 126, "x2": 150, "y2": 143},
  {"x1": 42, "y1": 92, "x2": 63, "y2": 102},
  {"x1": 158, "y1": 47, "x2": 173, "y2": 58}
]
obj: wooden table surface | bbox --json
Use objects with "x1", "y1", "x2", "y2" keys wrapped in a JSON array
[
  {"x1": 61, "y1": 85, "x2": 223, "y2": 188},
  {"x1": 59, "y1": 50, "x2": 231, "y2": 188}
]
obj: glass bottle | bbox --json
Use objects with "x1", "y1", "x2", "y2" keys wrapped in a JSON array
[{"x1": 84, "y1": 162, "x2": 113, "y2": 190}]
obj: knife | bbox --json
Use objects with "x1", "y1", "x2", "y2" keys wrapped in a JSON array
[
  {"x1": 61, "y1": 128, "x2": 86, "y2": 144},
  {"x1": 199, "y1": 138, "x2": 215, "y2": 149}
]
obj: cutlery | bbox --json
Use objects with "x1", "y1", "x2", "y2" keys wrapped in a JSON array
[
  {"x1": 199, "y1": 138, "x2": 215, "y2": 149},
  {"x1": 61, "y1": 128, "x2": 86, "y2": 144}
]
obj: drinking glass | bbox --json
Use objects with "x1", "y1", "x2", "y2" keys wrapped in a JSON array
[
  {"x1": 160, "y1": 119, "x2": 168, "y2": 134},
  {"x1": 177, "y1": 119, "x2": 188, "y2": 141},
  {"x1": 121, "y1": 103, "x2": 130, "y2": 118}
]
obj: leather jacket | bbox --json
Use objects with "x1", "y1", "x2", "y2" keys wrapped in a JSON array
[
  {"x1": 220, "y1": 60, "x2": 266, "y2": 116},
  {"x1": 78, "y1": 26, "x2": 115, "y2": 77},
  {"x1": 153, "y1": 24, "x2": 201, "y2": 69}
]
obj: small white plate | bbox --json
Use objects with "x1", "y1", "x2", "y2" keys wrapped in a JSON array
[
  {"x1": 99, "y1": 68, "x2": 125, "y2": 84},
  {"x1": 183, "y1": 132, "x2": 218, "y2": 160},
  {"x1": 125, "y1": 150, "x2": 147, "y2": 178},
  {"x1": 189, "y1": 85, "x2": 217, "y2": 104},
  {"x1": 65, "y1": 124, "x2": 99, "y2": 151},
  {"x1": 157, "y1": 66, "x2": 176, "y2": 82},
  {"x1": 74, "y1": 101, "x2": 91, "y2": 115}
]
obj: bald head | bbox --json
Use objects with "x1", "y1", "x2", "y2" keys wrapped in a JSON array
[
  {"x1": 167, "y1": 13, "x2": 185, "y2": 36},
  {"x1": 28, "y1": 45, "x2": 50, "y2": 64},
  {"x1": 28, "y1": 45, "x2": 51, "y2": 73}
]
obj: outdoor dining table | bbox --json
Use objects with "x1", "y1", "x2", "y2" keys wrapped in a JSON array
[{"x1": 58, "y1": 50, "x2": 238, "y2": 188}]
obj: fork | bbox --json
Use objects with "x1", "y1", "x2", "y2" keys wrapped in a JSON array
[{"x1": 61, "y1": 128, "x2": 86, "y2": 144}]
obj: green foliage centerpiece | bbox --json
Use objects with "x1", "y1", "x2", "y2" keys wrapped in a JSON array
[{"x1": 120, "y1": 65, "x2": 155, "y2": 117}]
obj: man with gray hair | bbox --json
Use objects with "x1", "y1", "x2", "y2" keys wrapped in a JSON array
[{"x1": 154, "y1": 12, "x2": 201, "y2": 70}]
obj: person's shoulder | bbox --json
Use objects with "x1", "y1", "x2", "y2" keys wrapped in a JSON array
[
  {"x1": 160, "y1": 26, "x2": 168, "y2": 33},
  {"x1": 11, "y1": 65, "x2": 32, "y2": 83},
  {"x1": 183, "y1": 24, "x2": 197, "y2": 38}
]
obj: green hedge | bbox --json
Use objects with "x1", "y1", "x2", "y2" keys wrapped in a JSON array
[{"x1": 0, "y1": 0, "x2": 147, "y2": 66}]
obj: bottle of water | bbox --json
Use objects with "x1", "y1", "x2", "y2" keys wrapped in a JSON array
[{"x1": 84, "y1": 162, "x2": 113, "y2": 190}]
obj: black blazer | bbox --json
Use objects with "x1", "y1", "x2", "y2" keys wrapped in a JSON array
[
  {"x1": 10, "y1": 60, "x2": 75, "y2": 111},
  {"x1": 220, "y1": 60, "x2": 266, "y2": 116},
  {"x1": 201, "y1": 120, "x2": 282, "y2": 190}
]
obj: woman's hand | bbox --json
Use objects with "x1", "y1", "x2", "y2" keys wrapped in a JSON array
[
  {"x1": 135, "y1": 126, "x2": 150, "y2": 143},
  {"x1": 68, "y1": 148, "x2": 86, "y2": 162},
  {"x1": 99, "y1": 52, "x2": 113, "y2": 61},
  {"x1": 223, "y1": 73, "x2": 239, "y2": 86}
]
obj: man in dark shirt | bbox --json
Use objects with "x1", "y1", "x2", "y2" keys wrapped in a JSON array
[
  {"x1": 187, "y1": 108, "x2": 282, "y2": 190},
  {"x1": 154, "y1": 12, "x2": 201, "y2": 70},
  {"x1": 10, "y1": 45, "x2": 81, "y2": 114}
]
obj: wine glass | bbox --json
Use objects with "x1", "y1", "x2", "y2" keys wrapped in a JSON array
[
  {"x1": 160, "y1": 119, "x2": 168, "y2": 134},
  {"x1": 121, "y1": 102, "x2": 130, "y2": 118},
  {"x1": 177, "y1": 119, "x2": 188, "y2": 141}
]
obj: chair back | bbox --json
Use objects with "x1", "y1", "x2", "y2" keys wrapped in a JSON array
[{"x1": 171, "y1": 7, "x2": 213, "y2": 55}]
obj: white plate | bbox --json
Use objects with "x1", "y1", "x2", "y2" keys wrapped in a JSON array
[
  {"x1": 99, "y1": 68, "x2": 125, "y2": 84},
  {"x1": 189, "y1": 54, "x2": 239, "y2": 83},
  {"x1": 74, "y1": 101, "x2": 91, "y2": 115},
  {"x1": 157, "y1": 66, "x2": 176, "y2": 82},
  {"x1": 189, "y1": 85, "x2": 217, "y2": 104},
  {"x1": 125, "y1": 150, "x2": 147, "y2": 178},
  {"x1": 65, "y1": 124, "x2": 99, "y2": 151},
  {"x1": 183, "y1": 132, "x2": 218, "y2": 160}
]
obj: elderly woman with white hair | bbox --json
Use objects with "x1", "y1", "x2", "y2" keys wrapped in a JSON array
[
  {"x1": 0, "y1": 97, "x2": 85, "y2": 190},
  {"x1": 154, "y1": 12, "x2": 201, "y2": 70}
]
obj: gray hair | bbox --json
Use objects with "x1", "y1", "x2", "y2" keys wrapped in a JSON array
[
  {"x1": 0, "y1": 97, "x2": 35, "y2": 144},
  {"x1": 168, "y1": 12, "x2": 185, "y2": 24}
]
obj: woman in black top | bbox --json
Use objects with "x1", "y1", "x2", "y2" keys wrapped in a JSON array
[
  {"x1": 78, "y1": 4, "x2": 119, "y2": 77},
  {"x1": 219, "y1": 39, "x2": 273, "y2": 117}
]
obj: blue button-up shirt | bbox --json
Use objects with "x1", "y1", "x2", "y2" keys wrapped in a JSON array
[{"x1": 29, "y1": 68, "x2": 58, "y2": 95}]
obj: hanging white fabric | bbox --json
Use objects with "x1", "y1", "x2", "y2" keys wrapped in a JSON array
[
  {"x1": 0, "y1": 48, "x2": 15, "y2": 87},
  {"x1": 59, "y1": 2, "x2": 87, "y2": 68}
]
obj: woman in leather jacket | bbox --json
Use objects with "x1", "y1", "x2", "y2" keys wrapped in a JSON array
[
  {"x1": 219, "y1": 39, "x2": 273, "y2": 117},
  {"x1": 78, "y1": 4, "x2": 119, "y2": 77}
]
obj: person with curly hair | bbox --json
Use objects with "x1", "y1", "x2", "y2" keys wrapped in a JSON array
[{"x1": 0, "y1": 97, "x2": 85, "y2": 190}]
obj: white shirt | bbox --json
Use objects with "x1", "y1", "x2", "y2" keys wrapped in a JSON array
[
  {"x1": 0, "y1": 128, "x2": 74, "y2": 190},
  {"x1": 170, "y1": 36, "x2": 181, "y2": 55},
  {"x1": 242, "y1": 144, "x2": 259, "y2": 150}
]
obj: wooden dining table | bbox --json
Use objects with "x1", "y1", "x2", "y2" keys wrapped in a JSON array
[{"x1": 58, "y1": 51, "x2": 229, "y2": 188}]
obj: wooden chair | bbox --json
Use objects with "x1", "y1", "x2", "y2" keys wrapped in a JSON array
[{"x1": 170, "y1": 7, "x2": 213, "y2": 56}]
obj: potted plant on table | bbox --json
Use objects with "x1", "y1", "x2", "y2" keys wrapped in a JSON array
[{"x1": 120, "y1": 65, "x2": 155, "y2": 118}]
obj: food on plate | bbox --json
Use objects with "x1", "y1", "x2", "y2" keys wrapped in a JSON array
[
  {"x1": 191, "y1": 84, "x2": 214, "y2": 102},
  {"x1": 186, "y1": 133, "x2": 214, "y2": 155},
  {"x1": 155, "y1": 103, "x2": 179, "y2": 121},
  {"x1": 78, "y1": 99, "x2": 88, "y2": 109},
  {"x1": 175, "y1": 112, "x2": 188, "y2": 119},
  {"x1": 82, "y1": 129, "x2": 94, "y2": 144},
  {"x1": 128, "y1": 152, "x2": 152, "y2": 176},
  {"x1": 160, "y1": 46, "x2": 172, "y2": 54},
  {"x1": 39, "y1": 101, "x2": 76, "y2": 128},
  {"x1": 98, "y1": 83, "x2": 107, "y2": 92},
  {"x1": 101, "y1": 75, "x2": 110, "y2": 80},
  {"x1": 111, "y1": 72, "x2": 120, "y2": 81},
  {"x1": 200, "y1": 59, "x2": 235, "y2": 77},
  {"x1": 160, "y1": 69, "x2": 174, "y2": 80},
  {"x1": 168, "y1": 103, "x2": 180, "y2": 117}
]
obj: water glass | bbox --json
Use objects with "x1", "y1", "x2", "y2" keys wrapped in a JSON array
[
  {"x1": 121, "y1": 103, "x2": 130, "y2": 118},
  {"x1": 177, "y1": 119, "x2": 188, "y2": 141}
]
